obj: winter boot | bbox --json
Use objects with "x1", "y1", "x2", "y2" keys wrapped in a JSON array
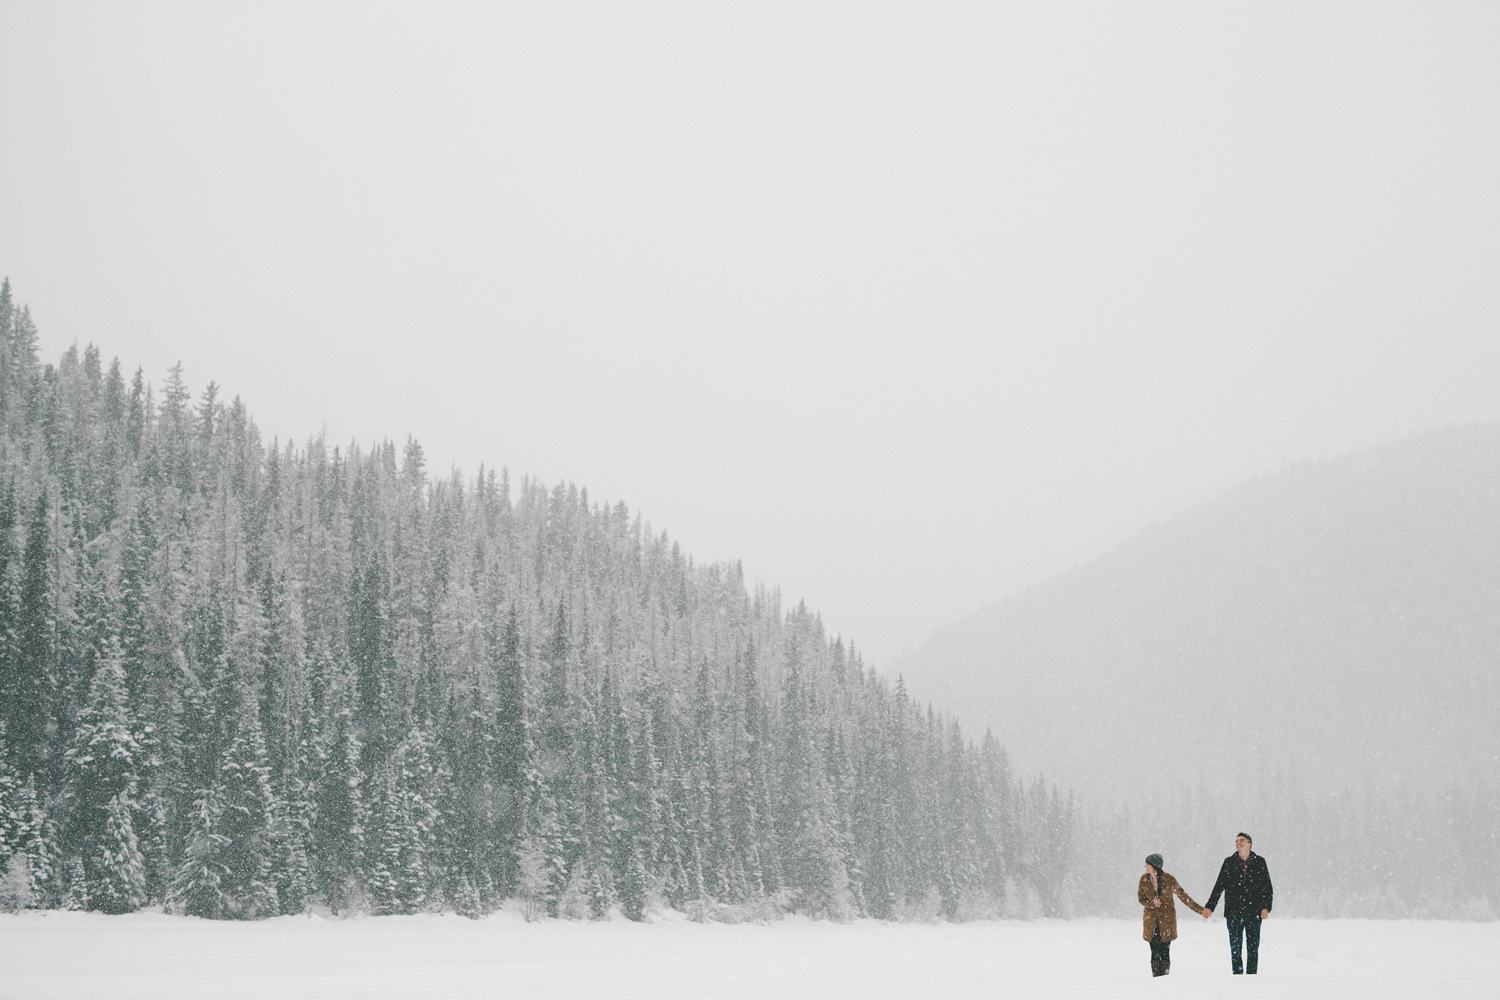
[
  {"x1": 1150, "y1": 959, "x2": 1163, "y2": 977},
  {"x1": 1161, "y1": 960, "x2": 1170, "y2": 976}
]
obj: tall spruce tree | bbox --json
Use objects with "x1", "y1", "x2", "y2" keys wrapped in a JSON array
[
  {"x1": 6, "y1": 491, "x2": 55, "y2": 782},
  {"x1": 168, "y1": 784, "x2": 229, "y2": 918},
  {"x1": 0, "y1": 483, "x2": 18, "y2": 737},
  {"x1": 63, "y1": 638, "x2": 146, "y2": 912},
  {"x1": 490, "y1": 605, "x2": 530, "y2": 895},
  {"x1": 312, "y1": 709, "x2": 364, "y2": 912},
  {"x1": 214, "y1": 718, "x2": 278, "y2": 918},
  {"x1": 93, "y1": 793, "x2": 147, "y2": 914}
]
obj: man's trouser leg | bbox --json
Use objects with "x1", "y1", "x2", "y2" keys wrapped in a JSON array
[
  {"x1": 1245, "y1": 915, "x2": 1262, "y2": 974},
  {"x1": 1226, "y1": 913, "x2": 1245, "y2": 973}
]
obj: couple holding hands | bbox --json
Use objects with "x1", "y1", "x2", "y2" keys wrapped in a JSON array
[{"x1": 1138, "y1": 833, "x2": 1274, "y2": 977}]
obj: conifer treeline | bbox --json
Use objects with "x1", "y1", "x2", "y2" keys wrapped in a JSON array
[
  {"x1": 0, "y1": 280, "x2": 1074, "y2": 921},
  {"x1": 1072, "y1": 765, "x2": 1500, "y2": 920}
]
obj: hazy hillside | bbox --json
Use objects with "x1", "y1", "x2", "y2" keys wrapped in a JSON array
[{"x1": 894, "y1": 425, "x2": 1500, "y2": 803}]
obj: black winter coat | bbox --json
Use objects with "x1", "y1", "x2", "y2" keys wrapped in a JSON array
[{"x1": 1205, "y1": 851, "x2": 1273, "y2": 917}]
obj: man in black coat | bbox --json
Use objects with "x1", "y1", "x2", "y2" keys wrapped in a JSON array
[{"x1": 1202, "y1": 832, "x2": 1273, "y2": 974}]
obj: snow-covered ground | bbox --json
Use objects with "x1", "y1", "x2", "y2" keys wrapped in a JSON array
[{"x1": 1, "y1": 910, "x2": 1494, "y2": 999}]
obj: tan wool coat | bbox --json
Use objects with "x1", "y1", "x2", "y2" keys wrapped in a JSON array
[{"x1": 1138, "y1": 871, "x2": 1202, "y2": 942}]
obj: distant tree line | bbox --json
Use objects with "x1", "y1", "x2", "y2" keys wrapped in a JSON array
[
  {"x1": 1070, "y1": 764, "x2": 1500, "y2": 920},
  {"x1": 0, "y1": 279, "x2": 1074, "y2": 921}
]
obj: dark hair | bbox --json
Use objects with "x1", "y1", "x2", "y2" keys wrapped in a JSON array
[{"x1": 1237, "y1": 832, "x2": 1252, "y2": 843}]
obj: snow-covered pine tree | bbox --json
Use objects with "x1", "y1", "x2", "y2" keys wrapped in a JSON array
[
  {"x1": 116, "y1": 499, "x2": 154, "y2": 713},
  {"x1": 541, "y1": 600, "x2": 570, "y2": 762},
  {"x1": 441, "y1": 689, "x2": 494, "y2": 916},
  {"x1": 63, "y1": 636, "x2": 146, "y2": 912},
  {"x1": 490, "y1": 605, "x2": 530, "y2": 897},
  {"x1": 516, "y1": 833, "x2": 549, "y2": 921},
  {"x1": 533, "y1": 598, "x2": 578, "y2": 908},
  {"x1": 271, "y1": 786, "x2": 313, "y2": 915},
  {"x1": 0, "y1": 736, "x2": 20, "y2": 861},
  {"x1": 616, "y1": 838, "x2": 649, "y2": 922},
  {"x1": 391, "y1": 726, "x2": 440, "y2": 913},
  {"x1": 214, "y1": 718, "x2": 279, "y2": 918},
  {"x1": 5, "y1": 301, "x2": 40, "y2": 426},
  {"x1": 577, "y1": 682, "x2": 614, "y2": 919},
  {"x1": 363, "y1": 763, "x2": 401, "y2": 913},
  {"x1": 723, "y1": 648, "x2": 760, "y2": 902},
  {"x1": 627, "y1": 671, "x2": 665, "y2": 914},
  {"x1": 0, "y1": 485, "x2": 17, "y2": 714},
  {"x1": 689, "y1": 657, "x2": 727, "y2": 902},
  {"x1": 939, "y1": 720, "x2": 982, "y2": 918},
  {"x1": 63, "y1": 857, "x2": 89, "y2": 910},
  {"x1": 11, "y1": 775, "x2": 55, "y2": 906},
  {"x1": 365, "y1": 731, "x2": 439, "y2": 916},
  {"x1": 6, "y1": 491, "x2": 55, "y2": 781},
  {"x1": 742, "y1": 641, "x2": 780, "y2": 896},
  {"x1": 350, "y1": 559, "x2": 391, "y2": 775},
  {"x1": 777, "y1": 636, "x2": 818, "y2": 908},
  {"x1": 131, "y1": 723, "x2": 172, "y2": 906},
  {"x1": 820, "y1": 722, "x2": 858, "y2": 916},
  {"x1": 0, "y1": 853, "x2": 33, "y2": 911},
  {"x1": 312, "y1": 708, "x2": 365, "y2": 912},
  {"x1": 0, "y1": 278, "x2": 11, "y2": 418},
  {"x1": 0, "y1": 738, "x2": 32, "y2": 912},
  {"x1": 168, "y1": 785, "x2": 228, "y2": 918},
  {"x1": 603, "y1": 665, "x2": 649, "y2": 921},
  {"x1": 93, "y1": 794, "x2": 147, "y2": 913},
  {"x1": 653, "y1": 694, "x2": 697, "y2": 910},
  {"x1": 257, "y1": 567, "x2": 306, "y2": 792},
  {"x1": 976, "y1": 729, "x2": 1014, "y2": 904},
  {"x1": 156, "y1": 362, "x2": 194, "y2": 495}
]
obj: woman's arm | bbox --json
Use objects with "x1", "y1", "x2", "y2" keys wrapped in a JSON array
[{"x1": 1173, "y1": 880, "x2": 1202, "y2": 913}]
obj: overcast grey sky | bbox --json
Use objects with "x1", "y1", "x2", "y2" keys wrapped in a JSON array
[{"x1": 3, "y1": 2, "x2": 1498, "y2": 667}]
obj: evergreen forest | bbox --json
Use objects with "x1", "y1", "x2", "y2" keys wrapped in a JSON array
[{"x1": 0, "y1": 280, "x2": 1075, "y2": 922}]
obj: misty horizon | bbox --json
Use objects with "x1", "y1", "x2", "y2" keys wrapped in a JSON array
[{"x1": 6, "y1": 3, "x2": 1500, "y2": 668}]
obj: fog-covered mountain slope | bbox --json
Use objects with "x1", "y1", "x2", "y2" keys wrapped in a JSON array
[{"x1": 893, "y1": 425, "x2": 1500, "y2": 802}]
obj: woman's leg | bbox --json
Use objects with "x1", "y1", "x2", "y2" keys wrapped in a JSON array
[{"x1": 1149, "y1": 924, "x2": 1168, "y2": 976}]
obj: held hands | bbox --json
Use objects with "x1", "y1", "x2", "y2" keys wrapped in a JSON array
[{"x1": 1201, "y1": 908, "x2": 1211, "y2": 919}]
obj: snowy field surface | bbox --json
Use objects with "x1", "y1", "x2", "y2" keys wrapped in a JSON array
[{"x1": 1, "y1": 911, "x2": 1495, "y2": 1000}]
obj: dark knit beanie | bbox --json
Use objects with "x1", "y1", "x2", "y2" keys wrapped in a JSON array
[{"x1": 1145, "y1": 853, "x2": 1164, "y2": 872}]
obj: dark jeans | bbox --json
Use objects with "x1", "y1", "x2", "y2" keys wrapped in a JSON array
[
  {"x1": 1226, "y1": 912, "x2": 1262, "y2": 974},
  {"x1": 1150, "y1": 923, "x2": 1170, "y2": 965}
]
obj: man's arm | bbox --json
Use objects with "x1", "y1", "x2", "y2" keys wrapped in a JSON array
[
  {"x1": 1203, "y1": 858, "x2": 1229, "y2": 913},
  {"x1": 1257, "y1": 858, "x2": 1273, "y2": 915}
]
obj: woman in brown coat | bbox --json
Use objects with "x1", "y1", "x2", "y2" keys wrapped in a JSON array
[{"x1": 1139, "y1": 853, "x2": 1205, "y2": 977}]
